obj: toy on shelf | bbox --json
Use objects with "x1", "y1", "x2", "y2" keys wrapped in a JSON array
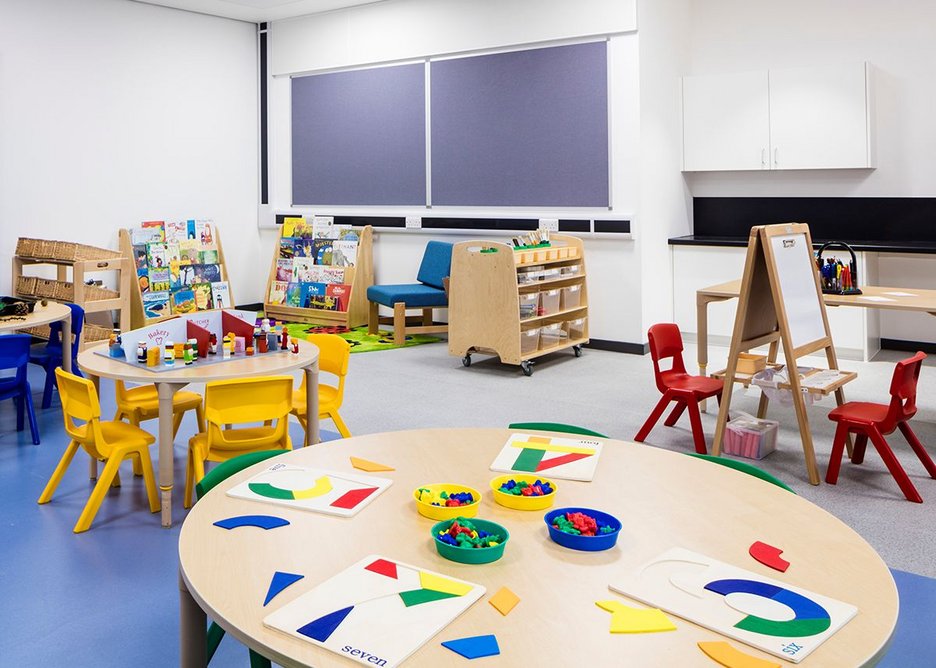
[{"x1": 815, "y1": 241, "x2": 862, "y2": 295}]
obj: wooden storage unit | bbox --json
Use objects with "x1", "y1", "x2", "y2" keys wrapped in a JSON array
[
  {"x1": 13, "y1": 240, "x2": 131, "y2": 350},
  {"x1": 449, "y1": 234, "x2": 589, "y2": 376},
  {"x1": 263, "y1": 225, "x2": 374, "y2": 328}
]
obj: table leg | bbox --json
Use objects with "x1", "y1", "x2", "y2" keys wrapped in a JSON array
[
  {"x1": 304, "y1": 361, "x2": 320, "y2": 446},
  {"x1": 89, "y1": 373, "x2": 101, "y2": 480},
  {"x1": 697, "y1": 294, "x2": 711, "y2": 412},
  {"x1": 61, "y1": 311, "x2": 73, "y2": 373},
  {"x1": 179, "y1": 568, "x2": 207, "y2": 668},
  {"x1": 158, "y1": 382, "x2": 187, "y2": 527}
]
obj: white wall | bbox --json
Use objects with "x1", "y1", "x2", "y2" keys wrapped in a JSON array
[{"x1": 0, "y1": 0, "x2": 260, "y2": 303}]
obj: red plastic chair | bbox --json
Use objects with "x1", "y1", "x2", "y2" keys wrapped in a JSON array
[
  {"x1": 826, "y1": 351, "x2": 936, "y2": 503},
  {"x1": 634, "y1": 324, "x2": 723, "y2": 454}
]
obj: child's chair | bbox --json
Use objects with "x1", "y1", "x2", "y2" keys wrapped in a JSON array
[
  {"x1": 291, "y1": 334, "x2": 351, "y2": 439},
  {"x1": 0, "y1": 334, "x2": 40, "y2": 444},
  {"x1": 29, "y1": 302, "x2": 84, "y2": 408},
  {"x1": 826, "y1": 351, "x2": 936, "y2": 503},
  {"x1": 366, "y1": 240, "x2": 453, "y2": 345},
  {"x1": 634, "y1": 323, "x2": 724, "y2": 454},
  {"x1": 508, "y1": 422, "x2": 608, "y2": 438},
  {"x1": 114, "y1": 380, "x2": 206, "y2": 439},
  {"x1": 184, "y1": 376, "x2": 293, "y2": 508},
  {"x1": 38, "y1": 368, "x2": 159, "y2": 532}
]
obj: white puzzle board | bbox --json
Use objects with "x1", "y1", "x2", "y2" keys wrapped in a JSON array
[
  {"x1": 769, "y1": 233, "x2": 827, "y2": 349},
  {"x1": 264, "y1": 555, "x2": 485, "y2": 668},
  {"x1": 226, "y1": 463, "x2": 392, "y2": 517},
  {"x1": 609, "y1": 548, "x2": 857, "y2": 663},
  {"x1": 489, "y1": 432, "x2": 603, "y2": 481}
]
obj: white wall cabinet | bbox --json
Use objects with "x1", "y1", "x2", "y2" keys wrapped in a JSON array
[{"x1": 682, "y1": 62, "x2": 873, "y2": 172}]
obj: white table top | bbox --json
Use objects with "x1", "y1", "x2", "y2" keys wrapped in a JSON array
[
  {"x1": 179, "y1": 428, "x2": 897, "y2": 668},
  {"x1": 0, "y1": 300, "x2": 71, "y2": 332}
]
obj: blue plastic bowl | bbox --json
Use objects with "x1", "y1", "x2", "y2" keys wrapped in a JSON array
[{"x1": 544, "y1": 507, "x2": 621, "y2": 552}]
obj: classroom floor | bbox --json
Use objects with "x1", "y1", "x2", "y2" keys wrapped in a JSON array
[{"x1": 2, "y1": 339, "x2": 935, "y2": 666}]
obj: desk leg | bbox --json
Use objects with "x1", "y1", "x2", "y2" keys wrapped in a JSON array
[
  {"x1": 61, "y1": 311, "x2": 73, "y2": 374},
  {"x1": 89, "y1": 373, "x2": 100, "y2": 480},
  {"x1": 158, "y1": 382, "x2": 186, "y2": 527},
  {"x1": 179, "y1": 568, "x2": 207, "y2": 668},
  {"x1": 304, "y1": 361, "x2": 320, "y2": 446}
]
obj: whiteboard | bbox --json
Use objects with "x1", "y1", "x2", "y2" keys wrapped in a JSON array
[{"x1": 770, "y1": 233, "x2": 827, "y2": 348}]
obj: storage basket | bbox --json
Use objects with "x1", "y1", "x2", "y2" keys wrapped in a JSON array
[
  {"x1": 540, "y1": 289, "x2": 561, "y2": 316},
  {"x1": 560, "y1": 285, "x2": 582, "y2": 310},
  {"x1": 83, "y1": 323, "x2": 112, "y2": 343},
  {"x1": 565, "y1": 317, "x2": 587, "y2": 340},
  {"x1": 520, "y1": 327, "x2": 540, "y2": 355},
  {"x1": 34, "y1": 279, "x2": 59, "y2": 299},
  {"x1": 15, "y1": 275, "x2": 38, "y2": 296},
  {"x1": 539, "y1": 322, "x2": 566, "y2": 349}
]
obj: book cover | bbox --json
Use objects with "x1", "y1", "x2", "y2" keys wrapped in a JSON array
[
  {"x1": 292, "y1": 257, "x2": 315, "y2": 283},
  {"x1": 332, "y1": 240, "x2": 358, "y2": 267},
  {"x1": 282, "y1": 216, "x2": 305, "y2": 237},
  {"x1": 321, "y1": 267, "x2": 345, "y2": 284},
  {"x1": 169, "y1": 261, "x2": 183, "y2": 290},
  {"x1": 332, "y1": 224, "x2": 352, "y2": 238},
  {"x1": 268, "y1": 280, "x2": 288, "y2": 305},
  {"x1": 338, "y1": 228, "x2": 360, "y2": 242},
  {"x1": 285, "y1": 282, "x2": 302, "y2": 307},
  {"x1": 165, "y1": 242, "x2": 181, "y2": 265},
  {"x1": 142, "y1": 291, "x2": 170, "y2": 319},
  {"x1": 192, "y1": 283, "x2": 213, "y2": 310},
  {"x1": 137, "y1": 267, "x2": 150, "y2": 294},
  {"x1": 146, "y1": 242, "x2": 168, "y2": 269},
  {"x1": 198, "y1": 249, "x2": 219, "y2": 265},
  {"x1": 279, "y1": 237, "x2": 296, "y2": 260},
  {"x1": 275, "y1": 259, "x2": 294, "y2": 282},
  {"x1": 313, "y1": 239, "x2": 334, "y2": 266},
  {"x1": 293, "y1": 237, "x2": 315, "y2": 258},
  {"x1": 326, "y1": 283, "x2": 352, "y2": 311},
  {"x1": 293, "y1": 218, "x2": 314, "y2": 239},
  {"x1": 191, "y1": 264, "x2": 222, "y2": 284},
  {"x1": 179, "y1": 239, "x2": 199, "y2": 264},
  {"x1": 211, "y1": 281, "x2": 230, "y2": 309},
  {"x1": 185, "y1": 219, "x2": 198, "y2": 240},
  {"x1": 132, "y1": 244, "x2": 149, "y2": 270},
  {"x1": 131, "y1": 224, "x2": 164, "y2": 245},
  {"x1": 164, "y1": 220, "x2": 189, "y2": 242},
  {"x1": 172, "y1": 288, "x2": 197, "y2": 314},
  {"x1": 312, "y1": 216, "x2": 334, "y2": 239},
  {"x1": 178, "y1": 264, "x2": 197, "y2": 287},
  {"x1": 149, "y1": 267, "x2": 171, "y2": 292},
  {"x1": 301, "y1": 282, "x2": 329, "y2": 309},
  {"x1": 141, "y1": 220, "x2": 166, "y2": 241},
  {"x1": 195, "y1": 219, "x2": 215, "y2": 246}
]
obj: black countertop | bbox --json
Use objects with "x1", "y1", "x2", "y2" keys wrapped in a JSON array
[{"x1": 668, "y1": 235, "x2": 936, "y2": 254}]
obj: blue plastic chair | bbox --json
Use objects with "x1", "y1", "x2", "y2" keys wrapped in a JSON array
[
  {"x1": 29, "y1": 303, "x2": 84, "y2": 409},
  {"x1": 0, "y1": 334, "x2": 40, "y2": 444}
]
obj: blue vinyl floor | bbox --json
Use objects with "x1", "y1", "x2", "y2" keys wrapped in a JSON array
[{"x1": 1, "y1": 365, "x2": 934, "y2": 666}]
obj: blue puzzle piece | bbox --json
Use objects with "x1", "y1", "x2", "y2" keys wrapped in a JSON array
[
  {"x1": 213, "y1": 515, "x2": 290, "y2": 530},
  {"x1": 263, "y1": 571, "x2": 304, "y2": 606},
  {"x1": 441, "y1": 634, "x2": 500, "y2": 660}
]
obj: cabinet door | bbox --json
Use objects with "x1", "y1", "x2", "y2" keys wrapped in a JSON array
[
  {"x1": 769, "y1": 62, "x2": 871, "y2": 169},
  {"x1": 682, "y1": 71, "x2": 770, "y2": 171}
]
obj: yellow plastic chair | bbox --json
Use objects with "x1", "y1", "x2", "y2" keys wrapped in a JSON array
[
  {"x1": 38, "y1": 368, "x2": 159, "y2": 533},
  {"x1": 184, "y1": 376, "x2": 293, "y2": 508},
  {"x1": 291, "y1": 334, "x2": 352, "y2": 440},
  {"x1": 114, "y1": 380, "x2": 206, "y2": 439}
]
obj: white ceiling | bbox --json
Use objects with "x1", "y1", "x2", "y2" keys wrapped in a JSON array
[{"x1": 133, "y1": 0, "x2": 386, "y2": 22}]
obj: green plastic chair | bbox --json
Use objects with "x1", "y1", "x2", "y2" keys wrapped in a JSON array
[
  {"x1": 687, "y1": 453, "x2": 796, "y2": 494},
  {"x1": 196, "y1": 449, "x2": 288, "y2": 668},
  {"x1": 508, "y1": 422, "x2": 608, "y2": 438}
]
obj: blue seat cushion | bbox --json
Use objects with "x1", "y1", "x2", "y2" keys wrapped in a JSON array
[
  {"x1": 367, "y1": 283, "x2": 448, "y2": 308},
  {"x1": 416, "y1": 241, "x2": 453, "y2": 290}
]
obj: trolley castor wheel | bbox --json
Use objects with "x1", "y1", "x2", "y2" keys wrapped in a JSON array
[
  {"x1": 521, "y1": 360, "x2": 534, "y2": 376},
  {"x1": 462, "y1": 354, "x2": 472, "y2": 367},
  {"x1": 573, "y1": 345, "x2": 583, "y2": 357}
]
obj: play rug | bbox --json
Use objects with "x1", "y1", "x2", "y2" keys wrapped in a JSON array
[{"x1": 282, "y1": 324, "x2": 441, "y2": 353}]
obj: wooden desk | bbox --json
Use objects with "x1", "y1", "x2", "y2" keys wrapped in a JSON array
[
  {"x1": 1, "y1": 300, "x2": 73, "y2": 372},
  {"x1": 78, "y1": 340, "x2": 320, "y2": 527},
  {"x1": 179, "y1": 428, "x2": 897, "y2": 668}
]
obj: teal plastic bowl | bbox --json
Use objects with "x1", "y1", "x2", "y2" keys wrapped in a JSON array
[{"x1": 431, "y1": 517, "x2": 509, "y2": 564}]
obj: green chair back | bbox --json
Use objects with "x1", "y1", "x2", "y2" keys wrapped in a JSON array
[
  {"x1": 195, "y1": 450, "x2": 287, "y2": 501},
  {"x1": 688, "y1": 453, "x2": 796, "y2": 494},
  {"x1": 508, "y1": 422, "x2": 608, "y2": 438}
]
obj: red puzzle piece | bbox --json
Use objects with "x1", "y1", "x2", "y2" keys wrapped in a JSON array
[
  {"x1": 330, "y1": 486, "x2": 378, "y2": 509},
  {"x1": 365, "y1": 558, "x2": 398, "y2": 579},
  {"x1": 749, "y1": 541, "x2": 790, "y2": 572}
]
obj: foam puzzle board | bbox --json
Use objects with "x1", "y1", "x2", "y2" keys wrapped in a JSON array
[
  {"x1": 489, "y1": 433, "x2": 603, "y2": 481},
  {"x1": 609, "y1": 548, "x2": 857, "y2": 663},
  {"x1": 264, "y1": 555, "x2": 485, "y2": 668},
  {"x1": 226, "y1": 463, "x2": 392, "y2": 517}
]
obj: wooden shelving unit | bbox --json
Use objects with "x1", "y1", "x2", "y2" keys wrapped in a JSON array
[
  {"x1": 13, "y1": 240, "x2": 131, "y2": 350},
  {"x1": 448, "y1": 234, "x2": 589, "y2": 376},
  {"x1": 263, "y1": 225, "x2": 374, "y2": 328}
]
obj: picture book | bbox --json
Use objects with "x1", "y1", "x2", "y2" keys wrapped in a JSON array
[
  {"x1": 142, "y1": 291, "x2": 170, "y2": 319},
  {"x1": 339, "y1": 227, "x2": 360, "y2": 242},
  {"x1": 326, "y1": 284, "x2": 352, "y2": 311},
  {"x1": 285, "y1": 282, "x2": 302, "y2": 307},
  {"x1": 321, "y1": 267, "x2": 346, "y2": 284},
  {"x1": 131, "y1": 224, "x2": 164, "y2": 245},
  {"x1": 165, "y1": 242, "x2": 181, "y2": 265},
  {"x1": 185, "y1": 219, "x2": 198, "y2": 240},
  {"x1": 191, "y1": 263, "x2": 222, "y2": 284},
  {"x1": 307, "y1": 293, "x2": 339, "y2": 311},
  {"x1": 292, "y1": 257, "x2": 315, "y2": 283},
  {"x1": 301, "y1": 282, "x2": 328, "y2": 309},
  {"x1": 332, "y1": 240, "x2": 358, "y2": 267},
  {"x1": 146, "y1": 243, "x2": 168, "y2": 269},
  {"x1": 268, "y1": 280, "x2": 288, "y2": 305},
  {"x1": 149, "y1": 267, "x2": 171, "y2": 292},
  {"x1": 132, "y1": 244, "x2": 149, "y2": 270},
  {"x1": 141, "y1": 220, "x2": 166, "y2": 240},
  {"x1": 312, "y1": 215, "x2": 334, "y2": 239},
  {"x1": 293, "y1": 237, "x2": 315, "y2": 258},
  {"x1": 610, "y1": 548, "x2": 858, "y2": 663},
  {"x1": 179, "y1": 264, "x2": 197, "y2": 287},
  {"x1": 211, "y1": 281, "x2": 230, "y2": 310},
  {"x1": 489, "y1": 432, "x2": 604, "y2": 481},
  {"x1": 192, "y1": 283, "x2": 213, "y2": 311},
  {"x1": 172, "y1": 288, "x2": 197, "y2": 314},
  {"x1": 198, "y1": 249, "x2": 219, "y2": 265},
  {"x1": 169, "y1": 261, "x2": 183, "y2": 290},
  {"x1": 263, "y1": 554, "x2": 484, "y2": 668},
  {"x1": 164, "y1": 220, "x2": 189, "y2": 243},
  {"x1": 275, "y1": 259, "x2": 294, "y2": 282},
  {"x1": 195, "y1": 219, "x2": 214, "y2": 246},
  {"x1": 279, "y1": 237, "x2": 296, "y2": 260},
  {"x1": 137, "y1": 268, "x2": 150, "y2": 294},
  {"x1": 179, "y1": 239, "x2": 200, "y2": 264},
  {"x1": 281, "y1": 216, "x2": 305, "y2": 237},
  {"x1": 332, "y1": 224, "x2": 352, "y2": 238},
  {"x1": 227, "y1": 463, "x2": 392, "y2": 517},
  {"x1": 313, "y1": 239, "x2": 334, "y2": 266}
]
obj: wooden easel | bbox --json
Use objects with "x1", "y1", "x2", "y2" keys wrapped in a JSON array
[{"x1": 712, "y1": 223, "x2": 855, "y2": 485}]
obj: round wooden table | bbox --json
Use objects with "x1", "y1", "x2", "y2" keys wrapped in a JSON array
[
  {"x1": 78, "y1": 339, "x2": 320, "y2": 527},
  {"x1": 178, "y1": 428, "x2": 897, "y2": 667},
  {"x1": 1, "y1": 300, "x2": 73, "y2": 372}
]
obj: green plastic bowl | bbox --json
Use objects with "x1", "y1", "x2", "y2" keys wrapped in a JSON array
[{"x1": 430, "y1": 517, "x2": 509, "y2": 565}]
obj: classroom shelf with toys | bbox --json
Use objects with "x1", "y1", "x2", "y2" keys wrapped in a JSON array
[
  {"x1": 119, "y1": 220, "x2": 234, "y2": 330},
  {"x1": 13, "y1": 237, "x2": 131, "y2": 349},
  {"x1": 263, "y1": 218, "x2": 374, "y2": 328},
  {"x1": 448, "y1": 233, "x2": 589, "y2": 376}
]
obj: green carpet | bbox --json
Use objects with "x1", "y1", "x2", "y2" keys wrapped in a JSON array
[{"x1": 282, "y1": 323, "x2": 441, "y2": 353}]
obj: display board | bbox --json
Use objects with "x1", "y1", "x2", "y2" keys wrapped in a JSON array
[{"x1": 769, "y1": 233, "x2": 827, "y2": 349}]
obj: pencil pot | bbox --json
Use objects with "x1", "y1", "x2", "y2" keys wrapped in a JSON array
[{"x1": 815, "y1": 241, "x2": 862, "y2": 295}]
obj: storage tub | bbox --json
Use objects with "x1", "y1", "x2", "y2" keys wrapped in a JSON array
[
  {"x1": 541, "y1": 268, "x2": 561, "y2": 282},
  {"x1": 520, "y1": 328, "x2": 540, "y2": 355},
  {"x1": 559, "y1": 264, "x2": 581, "y2": 278},
  {"x1": 560, "y1": 285, "x2": 582, "y2": 310},
  {"x1": 539, "y1": 323, "x2": 566, "y2": 349},
  {"x1": 540, "y1": 289, "x2": 561, "y2": 316},
  {"x1": 723, "y1": 413, "x2": 778, "y2": 460},
  {"x1": 519, "y1": 293, "x2": 538, "y2": 319},
  {"x1": 565, "y1": 317, "x2": 587, "y2": 340}
]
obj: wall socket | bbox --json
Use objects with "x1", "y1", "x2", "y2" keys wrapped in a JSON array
[
  {"x1": 405, "y1": 216, "x2": 422, "y2": 229},
  {"x1": 539, "y1": 218, "x2": 559, "y2": 232}
]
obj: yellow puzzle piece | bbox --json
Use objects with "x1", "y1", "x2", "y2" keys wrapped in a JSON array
[
  {"x1": 595, "y1": 600, "x2": 676, "y2": 634},
  {"x1": 489, "y1": 587, "x2": 520, "y2": 616},
  {"x1": 697, "y1": 642, "x2": 781, "y2": 668},
  {"x1": 419, "y1": 571, "x2": 473, "y2": 597},
  {"x1": 349, "y1": 456, "x2": 395, "y2": 472}
]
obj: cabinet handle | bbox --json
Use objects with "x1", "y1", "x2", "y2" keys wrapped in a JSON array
[
  {"x1": 761, "y1": 148, "x2": 766, "y2": 168},
  {"x1": 774, "y1": 148, "x2": 778, "y2": 166}
]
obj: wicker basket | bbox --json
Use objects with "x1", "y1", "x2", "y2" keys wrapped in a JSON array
[
  {"x1": 83, "y1": 323, "x2": 111, "y2": 343},
  {"x1": 77, "y1": 282, "x2": 120, "y2": 301},
  {"x1": 20, "y1": 325, "x2": 51, "y2": 340},
  {"x1": 15, "y1": 275, "x2": 38, "y2": 296},
  {"x1": 16, "y1": 238, "x2": 39, "y2": 257},
  {"x1": 34, "y1": 278, "x2": 59, "y2": 299},
  {"x1": 53, "y1": 241, "x2": 123, "y2": 262}
]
